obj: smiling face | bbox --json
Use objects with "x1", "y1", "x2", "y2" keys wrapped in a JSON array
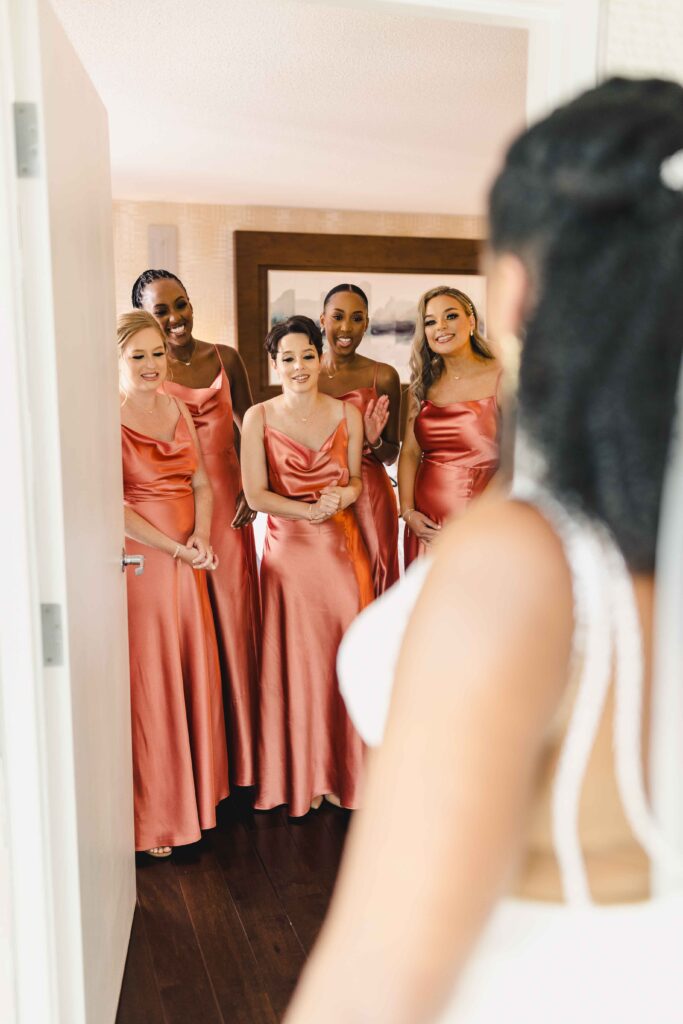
[
  {"x1": 320, "y1": 290, "x2": 369, "y2": 358},
  {"x1": 119, "y1": 326, "x2": 168, "y2": 395},
  {"x1": 139, "y1": 277, "x2": 194, "y2": 345},
  {"x1": 423, "y1": 293, "x2": 475, "y2": 358},
  {"x1": 273, "y1": 332, "x2": 321, "y2": 394}
]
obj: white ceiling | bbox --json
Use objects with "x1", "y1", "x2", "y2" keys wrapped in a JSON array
[{"x1": 52, "y1": 0, "x2": 528, "y2": 215}]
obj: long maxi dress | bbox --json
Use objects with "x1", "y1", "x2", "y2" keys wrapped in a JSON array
[
  {"x1": 404, "y1": 395, "x2": 499, "y2": 568},
  {"x1": 254, "y1": 404, "x2": 374, "y2": 817},
  {"x1": 122, "y1": 409, "x2": 229, "y2": 851},
  {"x1": 164, "y1": 350, "x2": 261, "y2": 787},
  {"x1": 337, "y1": 365, "x2": 400, "y2": 595}
]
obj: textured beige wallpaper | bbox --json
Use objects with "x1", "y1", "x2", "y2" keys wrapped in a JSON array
[{"x1": 113, "y1": 201, "x2": 487, "y2": 349}]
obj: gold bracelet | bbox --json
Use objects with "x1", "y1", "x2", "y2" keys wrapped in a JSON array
[
  {"x1": 369, "y1": 435, "x2": 382, "y2": 451},
  {"x1": 401, "y1": 508, "x2": 415, "y2": 523},
  {"x1": 172, "y1": 543, "x2": 182, "y2": 558}
]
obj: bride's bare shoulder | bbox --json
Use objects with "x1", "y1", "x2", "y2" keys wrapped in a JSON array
[
  {"x1": 434, "y1": 497, "x2": 571, "y2": 593},
  {"x1": 410, "y1": 498, "x2": 575, "y2": 703}
]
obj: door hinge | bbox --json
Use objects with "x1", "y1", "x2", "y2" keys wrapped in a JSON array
[
  {"x1": 40, "y1": 603, "x2": 64, "y2": 667},
  {"x1": 13, "y1": 102, "x2": 40, "y2": 178}
]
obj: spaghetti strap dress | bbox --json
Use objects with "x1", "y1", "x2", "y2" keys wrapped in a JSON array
[
  {"x1": 337, "y1": 363, "x2": 399, "y2": 596},
  {"x1": 405, "y1": 395, "x2": 499, "y2": 567},
  {"x1": 338, "y1": 477, "x2": 683, "y2": 1022},
  {"x1": 254, "y1": 405, "x2": 374, "y2": 817},
  {"x1": 164, "y1": 351, "x2": 260, "y2": 787},
  {"x1": 121, "y1": 410, "x2": 229, "y2": 851}
]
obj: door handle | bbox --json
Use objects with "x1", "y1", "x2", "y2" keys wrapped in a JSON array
[{"x1": 121, "y1": 550, "x2": 145, "y2": 576}]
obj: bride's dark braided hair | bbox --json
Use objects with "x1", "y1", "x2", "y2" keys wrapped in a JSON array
[{"x1": 490, "y1": 77, "x2": 683, "y2": 571}]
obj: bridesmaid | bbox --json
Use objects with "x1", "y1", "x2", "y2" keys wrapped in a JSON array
[
  {"x1": 399, "y1": 286, "x2": 500, "y2": 567},
  {"x1": 241, "y1": 315, "x2": 373, "y2": 816},
  {"x1": 118, "y1": 310, "x2": 228, "y2": 856},
  {"x1": 318, "y1": 283, "x2": 401, "y2": 594},
  {"x1": 132, "y1": 269, "x2": 261, "y2": 788}
]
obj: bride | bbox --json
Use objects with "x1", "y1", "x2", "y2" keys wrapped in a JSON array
[{"x1": 284, "y1": 77, "x2": 683, "y2": 1023}]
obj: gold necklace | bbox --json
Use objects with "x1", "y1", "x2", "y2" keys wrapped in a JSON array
[{"x1": 171, "y1": 339, "x2": 196, "y2": 366}]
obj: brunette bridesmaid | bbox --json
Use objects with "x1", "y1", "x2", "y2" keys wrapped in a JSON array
[
  {"x1": 241, "y1": 315, "x2": 373, "y2": 816},
  {"x1": 133, "y1": 269, "x2": 260, "y2": 787},
  {"x1": 119, "y1": 310, "x2": 228, "y2": 856},
  {"x1": 399, "y1": 286, "x2": 500, "y2": 566},
  {"x1": 318, "y1": 283, "x2": 401, "y2": 594}
]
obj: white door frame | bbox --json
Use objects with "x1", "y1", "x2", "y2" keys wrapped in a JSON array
[
  {"x1": 1, "y1": 1, "x2": 135, "y2": 1021},
  {"x1": 0, "y1": 0, "x2": 67, "y2": 1018}
]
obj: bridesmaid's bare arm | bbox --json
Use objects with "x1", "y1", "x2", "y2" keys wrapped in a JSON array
[
  {"x1": 284, "y1": 502, "x2": 574, "y2": 1024},
  {"x1": 178, "y1": 401, "x2": 214, "y2": 561},
  {"x1": 216, "y1": 343, "x2": 258, "y2": 528},
  {"x1": 217, "y1": 344, "x2": 254, "y2": 430},
  {"x1": 123, "y1": 508, "x2": 208, "y2": 568},
  {"x1": 397, "y1": 396, "x2": 440, "y2": 543},
  {"x1": 241, "y1": 405, "x2": 331, "y2": 522}
]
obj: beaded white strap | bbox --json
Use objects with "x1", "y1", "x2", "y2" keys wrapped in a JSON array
[
  {"x1": 512, "y1": 478, "x2": 611, "y2": 904},
  {"x1": 606, "y1": 540, "x2": 683, "y2": 879}
]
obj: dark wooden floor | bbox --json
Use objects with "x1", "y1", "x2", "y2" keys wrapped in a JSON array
[{"x1": 115, "y1": 790, "x2": 350, "y2": 1024}]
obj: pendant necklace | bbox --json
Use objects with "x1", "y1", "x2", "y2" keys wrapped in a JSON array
[{"x1": 172, "y1": 339, "x2": 196, "y2": 366}]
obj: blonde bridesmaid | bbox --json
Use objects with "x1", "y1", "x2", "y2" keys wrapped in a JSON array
[
  {"x1": 318, "y1": 283, "x2": 401, "y2": 595},
  {"x1": 241, "y1": 315, "x2": 373, "y2": 816},
  {"x1": 119, "y1": 310, "x2": 228, "y2": 856},
  {"x1": 133, "y1": 269, "x2": 261, "y2": 787},
  {"x1": 399, "y1": 286, "x2": 500, "y2": 566}
]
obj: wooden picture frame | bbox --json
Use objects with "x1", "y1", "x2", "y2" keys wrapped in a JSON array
[{"x1": 234, "y1": 230, "x2": 484, "y2": 403}]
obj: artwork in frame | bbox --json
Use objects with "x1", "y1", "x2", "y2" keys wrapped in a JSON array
[
  {"x1": 267, "y1": 269, "x2": 487, "y2": 385},
  {"x1": 234, "y1": 231, "x2": 484, "y2": 404}
]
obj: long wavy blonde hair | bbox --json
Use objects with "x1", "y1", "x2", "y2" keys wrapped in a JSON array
[{"x1": 408, "y1": 286, "x2": 493, "y2": 404}]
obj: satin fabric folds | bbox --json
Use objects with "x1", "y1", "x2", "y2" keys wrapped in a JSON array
[
  {"x1": 164, "y1": 361, "x2": 261, "y2": 786},
  {"x1": 122, "y1": 414, "x2": 229, "y2": 851},
  {"x1": 255, "y1": 414, "x2": 374, "y2": 817},
  {"x1": 404, "y1": 396, "x2": 499, "y2": 567},
  {"x1": 339, "y1": 385, "x2": 399, "y2": 595}
]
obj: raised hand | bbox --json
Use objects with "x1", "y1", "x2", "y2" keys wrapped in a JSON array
[{"x1": 363, "y1": 394, "x2": 390, "y2": 447}]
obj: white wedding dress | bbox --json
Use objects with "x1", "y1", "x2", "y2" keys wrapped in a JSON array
[{"x1": 338, "y1": 475, "x2": 683, "y2": 1023}]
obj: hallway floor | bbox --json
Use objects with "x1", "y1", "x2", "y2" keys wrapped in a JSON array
[{"x1": 115, "y1": 790, "x2": 350, "y2": 1023}]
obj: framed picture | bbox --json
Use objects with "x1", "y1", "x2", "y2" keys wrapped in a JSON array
[{"x1": 234, "y1": 230, "x2": 485, "y2": 403}]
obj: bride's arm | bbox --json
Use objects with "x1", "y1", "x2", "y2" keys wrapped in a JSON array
[{"x1": 285, "y1": 500, "x2": 574, "y2": 1024}]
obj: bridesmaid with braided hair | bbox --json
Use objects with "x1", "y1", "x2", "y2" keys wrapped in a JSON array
[
  {"x1": 132, "y1": 268, "x2": 261, "y2": 788},
  {"x1": 318, "y1": 283, "x2": 401, "y2": 595},
  {"x1": 399, "y1": 286, "x2": 501, "y2": 566}
]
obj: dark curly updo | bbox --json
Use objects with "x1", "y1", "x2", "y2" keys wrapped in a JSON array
[
  {"x1": 490, "y1": 77, "x2": 683, "y2": 571},
  {"x1": 265, "y1": 315, "x2": 323, "y2": 359}
]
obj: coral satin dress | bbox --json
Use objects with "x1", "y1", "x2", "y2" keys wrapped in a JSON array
[
  {"x1": 122, "y1": 411, "x2": 229, "y2": 851},
  {"x1": 338, "y1": 370, "x2": 400, "y2": 596},
  {"x1": 404, "y1": 396, "x2": 499, "y2": 567},
  {"x1": 164, "y1": 354, "x2": 261, "y2": 787},
  {"x1": 255, "y1": 407, "x2": 374, "y2": 817}
]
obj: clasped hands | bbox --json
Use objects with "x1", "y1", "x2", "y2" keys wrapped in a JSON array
[
  {"x1": 177, "y1": 532, "x2": 219, "y2": 570},
  {"x1": 309, "y1": 486, "x2": 344, "y2": 524}
]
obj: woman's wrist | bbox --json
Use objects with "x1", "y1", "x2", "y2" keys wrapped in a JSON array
[
  {"x1": 401, "y1": 507, "x2": 415, "y2": 523},
  {"x1": 368, "y1": 434, "x2": 383, "y2": 451}
]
